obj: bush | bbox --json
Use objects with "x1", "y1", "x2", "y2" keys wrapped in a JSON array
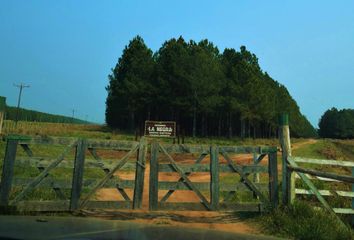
[{"x1": 259, "y1": 202, "x2": 352, "y2": 240}]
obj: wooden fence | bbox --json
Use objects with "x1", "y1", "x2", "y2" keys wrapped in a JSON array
[
  {"x1": 279, "y1": 113, "x2": 354, "y2": 227},
  {"x1": 0, "y1": 135, "x2": 146, "y2": 212},
  {"x1": 149, "y1": 141, "x2": 278, "y2": 211},
  {"x1": 0, "y1": 135, "x2": 279, "y2": 212},
  {"x1": 284, "y1": 156, "x2": 354, "y2": 219}
]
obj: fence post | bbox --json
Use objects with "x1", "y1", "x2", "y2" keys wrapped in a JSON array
[
  {"x1": 133, "y1": 137, "x2": 146, "y2": 209},
  {"x1": 0, "y1": 138, "x2": 18, "y2": 206},
  {"x1": 210, "y1": 145, "x2": 219, "y2": 210},
  {"x1": 149, "y1": 141, "x2": 159, "y2": 210},
  {"x1": 279, "y1": 113, "x2": 294, "y2": 205},
  {"x1": 253, "y1": 153, "x2": 260, "y2": 183},
  {"x1": 0, "y1": 96, "x2": 5, "y2": 135},
  {"x1": 70, "y1": 139, "x2": 87, "y2": 211},
  {"x1": 268, "y1": 150, "x2": 278, "y2": 208}
]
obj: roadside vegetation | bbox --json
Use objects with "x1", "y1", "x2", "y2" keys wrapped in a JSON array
[
  {"x1": 259, "y1": 201, "x2": 352, "y2": 240},
  {"x1": 259, "y1": 138, "x2": 354, "y2": 239}
]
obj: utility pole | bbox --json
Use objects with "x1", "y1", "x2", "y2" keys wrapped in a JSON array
[
  {"x1": 71, "y1": 109, "x2": 76, "y2": 123},
  {"x1": 14, "y1": 83, "x2": 30, "y2": 126}
]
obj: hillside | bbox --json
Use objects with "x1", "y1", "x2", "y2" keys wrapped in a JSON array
[
  {"x1": 106, "y1": 36, "x2": 317, "y2": 138},
  {"x1": 3, "y1": 104, "x2": 87, "y2": 124}
]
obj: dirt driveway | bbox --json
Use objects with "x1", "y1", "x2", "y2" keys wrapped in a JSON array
[{"x1": 94, "y1": 153, "x2": 268, "y2": 235}]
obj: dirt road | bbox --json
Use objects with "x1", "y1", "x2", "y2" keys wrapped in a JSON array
[{"x1": 94, "y1": 153, "x2": 266, "y2": 235}]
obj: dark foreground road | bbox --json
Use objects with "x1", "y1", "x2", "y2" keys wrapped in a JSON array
[{"x1": 0, "y1": 215, "x2": 284, "y2": 240}]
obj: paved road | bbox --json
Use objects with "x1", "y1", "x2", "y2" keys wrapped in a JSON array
[{"x1": 0, "y1": 215, "x2": 284, "y2": 240}]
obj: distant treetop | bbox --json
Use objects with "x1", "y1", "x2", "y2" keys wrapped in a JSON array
[{"x1": 319, "y1": 108, "x2": 354, "y2": 139}]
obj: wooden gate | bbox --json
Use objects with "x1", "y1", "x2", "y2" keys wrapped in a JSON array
[
  {"x1": 149, "y1": 141, "x2": 278, "y2": 211},
  {"x1": 0, "y1": 135, "x2": 146, "y2": 212},
  {"x1": 1, "y1": 135, "x2": 278, "y2": 213}
]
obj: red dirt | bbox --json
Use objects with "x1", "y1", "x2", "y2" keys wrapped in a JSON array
[
  {"x1": 96, "y1": 154, "x2": 262, "y2": 205},
  {"x1": 94, "y1": 153, "x2": 264, "y2": 235}
]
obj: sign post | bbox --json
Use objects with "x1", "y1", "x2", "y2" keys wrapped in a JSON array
[
  {"x1": 144, "y1": 121, "x2": 176, "y2": 139},
  {"x1": 0, "y1": 97, "x2": 6, "y2": 134}
]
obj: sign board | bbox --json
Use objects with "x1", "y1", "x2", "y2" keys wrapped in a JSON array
[{"x1": 144, "y1": 121, "x2": 176, "y2": 138}]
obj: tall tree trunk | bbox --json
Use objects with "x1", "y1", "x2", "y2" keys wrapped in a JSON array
[
  {"x1": 192, "y1": 90, "x2": 197, "y2": 138},
  {"x1": 218, "y1": 115, "x2": 222, "y2": 137},
  {"x1": 193, "y1": 106, "x2": 196, "y2": 138},
  {"x1": 147, "y1": 106, "x2": 151, "y2": 120},
  {"x1": 247, "y1": 119, "x2": 251, "y2": 138},
  {"x1": 253, "y1": 123, "x2": 256, "y2": 139},
  {"x1": 130, "y1": 112, "x2": 135, "y2": 131},
  {"x1": 201, "y1": 115, "x2": 206, "y2": 137},
  {"x1": 241, "y1": 118, "x2": 245, "y2": 139},
  {"x1": 228, "y1": 113, "x2": 232, "y2": 139},
  {"x1": 268, "y1": 124, "x2": 272, "y2": 138}
]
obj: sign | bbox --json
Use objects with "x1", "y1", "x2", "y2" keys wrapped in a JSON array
[{"x1": 144, "y1": 121, "x2": 176, "y2": 138}]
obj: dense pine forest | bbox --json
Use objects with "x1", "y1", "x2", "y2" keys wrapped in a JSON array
[
  {"x1": 106, "y1": 36, "x2": 316, "y2": 138},
  {"x1": 319, "y1": 108, "x2": 354, "y2": 139}
]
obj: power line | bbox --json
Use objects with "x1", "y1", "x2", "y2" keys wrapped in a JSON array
[{"x1": 14, "y1": 83, "x2": 30, "y2": 126}]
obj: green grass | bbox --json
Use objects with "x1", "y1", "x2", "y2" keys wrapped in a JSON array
[
  {"x1": 258, "y1": 201, "x2": 353, "y2": 240},
  {"x1": 280, "y1": 138, "x2": 354, "y2": 237},
  {"x1": 293, "y1": 139, "x2": 354, "y2": 161},
  {"x1": 219, "y1": 174, "x2": 268, "y2": 203}
]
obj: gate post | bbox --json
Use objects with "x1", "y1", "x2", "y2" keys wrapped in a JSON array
[
  {"x1": 149, "y1": 141, "x2": 159, "y2": 210},
  {"x1": 279, "y1": 113, "x2": 294, "y2": 205},
  {"x1": 133, "y1": 137, "x2": 146, "y2": 209},
  {"x1": 210, "y1": 145, "x2": 219, "y2": 210},
  {"x1": 268, "y1": 150, "x2": 278, "y2": 208},
  {"x1": 70, "y1": 138, "x2": 87, "y2": 211},
  {"x1": 0, "y1": 137, "x2": 18, "y2": 206}
]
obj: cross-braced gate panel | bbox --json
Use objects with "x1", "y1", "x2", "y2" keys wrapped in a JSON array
[
  {"x1": 148, "y1": 142, "x2": 278, "y2": 211},
  {"x1": 0, "y1": 136, "x2": 146, "y2": 212}
]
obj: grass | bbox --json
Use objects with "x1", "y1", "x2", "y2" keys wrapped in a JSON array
[
  {"x1": 258, "y1": 201, "x2": 353, "y2": 240},
  {"x1": 266, "y1": 138, "x2": 354, "y2": 239},
  {"x1": 219, "y1": 173, "x2": 268, "y2": 203},
  {"x1": 293, "y1": 139, "x2": 354, "y2": 161}
]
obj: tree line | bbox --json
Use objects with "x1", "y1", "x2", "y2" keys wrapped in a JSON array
[
  {"x1": 319, "y1": 108, "x2": 354, "y2": 139},
  {"x1": 4, "y1": 104, "x2": 87, "y2": 124},
  {"x1": 106, "y1": 36, "x2": 317, "y2": 138}
]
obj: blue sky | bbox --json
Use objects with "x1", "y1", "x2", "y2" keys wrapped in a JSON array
[{"x1": 1, "y1": 1, "x2": 353, "y2": 126}]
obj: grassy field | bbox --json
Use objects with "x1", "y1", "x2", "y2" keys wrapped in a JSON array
[{"x1": 293, "y1": 138, "x2": 354, "y2": 160}]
